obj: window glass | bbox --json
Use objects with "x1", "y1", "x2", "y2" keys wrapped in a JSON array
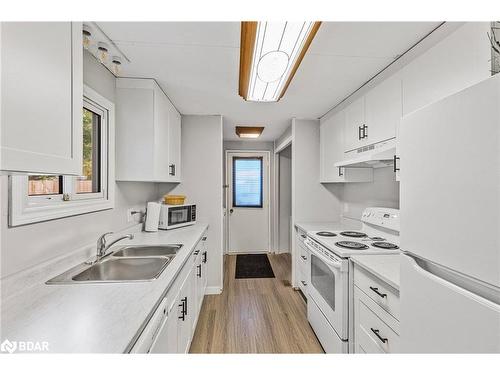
[
  {"x1": 77, "y1": 107, "x2": 101, "y2": 194},
  {"x1": 28, "y1": 175, "x2": 62, "y2": 196},
  {"x1": 233, "y1": 157, "x2": 263, "y2": 208}
]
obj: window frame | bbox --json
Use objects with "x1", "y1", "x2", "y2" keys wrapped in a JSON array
[
  {"x1": 9, "y1": 85, "x2": 115, "y2": 226},
  {"x1": 232, "y1": 156, "x2": 264, "y2": 208}
]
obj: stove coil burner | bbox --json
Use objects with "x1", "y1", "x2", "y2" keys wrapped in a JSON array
[
  {"x1": 371, "y1": 242, "x2": 399, "y2": 250},
  {"x1": 339, "y1": 231, "x2": 367, "y2": 238},
  {"x1": 335, "y1": 241, "x2": 369, "y2": 250},
  {"x1": 316, "y1": 231, "x2": 337, "y2": 237}
]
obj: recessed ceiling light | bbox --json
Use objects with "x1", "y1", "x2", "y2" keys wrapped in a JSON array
[
  {"x1": 239, "y1": 21, "x2": 321, "y2": 102},
  {"x1": 235, "y1": 126, "x2": 265, "y2": 139}
]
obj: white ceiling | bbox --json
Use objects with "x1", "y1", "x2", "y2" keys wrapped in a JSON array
[{"x1": 98, "y1": 22, "x2": 440, "y2": 141}]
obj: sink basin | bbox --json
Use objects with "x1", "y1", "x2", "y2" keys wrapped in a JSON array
[
  {"x1": 70, "y1": 257, "x2": 172, "y2": 282},
  {"x1": 112, "y1": 244, "x2": 182, "y2": 258}
]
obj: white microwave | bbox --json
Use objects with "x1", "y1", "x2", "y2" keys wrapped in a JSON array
[{"x1": 158, "y1": 203, "x2": 196, "y2": 230}]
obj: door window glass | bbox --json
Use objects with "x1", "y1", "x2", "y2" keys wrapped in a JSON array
[{"x1": 232, "y1": 157, "x2": 263, "y2": 208}]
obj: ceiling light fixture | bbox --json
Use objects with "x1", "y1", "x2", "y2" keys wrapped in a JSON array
[
  {"x1": 111, "y1": 56, "x2": 122, "y2": 76},
  {"x1": 82, "y1": 24, "x2": 93, "y2": 50},
  {"x1": 239, "y1": 21, "x2": 321, "y2": 102},
  {"x1": 97, "y1": 42, "x2": 109, "y2": 64},
  {"x1": 235, "y1": 126, "x2": 265, "y2": 139}
]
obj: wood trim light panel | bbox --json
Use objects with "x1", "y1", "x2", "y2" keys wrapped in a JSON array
[
  {"x1": 239, "y1": 21, "x2": 321, "y2": 102},
  {"x1": 235, "y1": 126, "x2": 265, "y2": 139}
]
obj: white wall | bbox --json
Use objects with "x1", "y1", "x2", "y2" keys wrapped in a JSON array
[
  {"x1": 342, "y1": 167, "x2": 399, "y2": 220},
  {"x1": 159, "y1": 115, "x2": 224, "y2": 293},
  {"x1": 0, "y1": 51, "x2": 158, "y2": 278},
  {"x1": 278, "y1": 145, "x2": 292, "y2": 253},
  {"x1": 292, "y1": 119, "x2": 343, "y2": 224}
]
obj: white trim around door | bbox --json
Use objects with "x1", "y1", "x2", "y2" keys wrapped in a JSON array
[{"x1": 224, "y1": 150, "x2": 271, "y2": 254}]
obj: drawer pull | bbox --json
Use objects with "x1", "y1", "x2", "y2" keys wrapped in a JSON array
[
  {"x1": 300, "y1": 255, "x2": 307, "y2": 261},
  {"x1": 301, "y1": 280, "x2": 307, "y2": 286},
  {"x1": 369, "y1": 286, "x2": 387, "y2": 298},
  {"x1": 370, "y1": 328, "x2": 388, "y2": 344}
]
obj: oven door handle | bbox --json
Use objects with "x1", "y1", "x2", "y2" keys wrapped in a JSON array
[{"x1": 305, "y1": 242, "x2": 343, "y2": 270}]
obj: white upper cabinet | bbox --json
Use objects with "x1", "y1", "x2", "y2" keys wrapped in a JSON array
[
  {"x1": 320, "y1": 110, "x2": 373, "y2": 183},
  {"x1": 116, "y1": 78, "x2": 181, "y2": 182},
  {"x1": 343, "y1": 74, "x2": 401, "y2": 153},
  {"x1": 1, "y1": 22, "x2": 83, "y2": 175},
  {"x1": 344, "y1": 96, "x2": 365, "y2": 152},
  {"x1": 167, "y1": 99, "x2": 181, "y2": 182},
  {"x1": 320, "y1": 110, "x2": 345, "y2": 182},
  {"x1": 364, "y1": 74, "x2": 401, "y2": 145}
]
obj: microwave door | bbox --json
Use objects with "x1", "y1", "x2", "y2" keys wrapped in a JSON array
[{"x1": 169, "y1": 207, "x2": 189, "y2": 226}]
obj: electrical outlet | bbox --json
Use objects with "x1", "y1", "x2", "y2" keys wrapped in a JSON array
[{"x1": 126, "y1": 208, "x2": 135, "y2": 223}]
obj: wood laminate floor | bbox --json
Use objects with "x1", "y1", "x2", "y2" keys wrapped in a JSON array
[{"x1": 189, "y1": 254, "x2": 324, "y2": 353}]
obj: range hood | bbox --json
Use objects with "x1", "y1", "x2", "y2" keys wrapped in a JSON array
[{"x1": 335, "y1": 139, "x2": 396, "y2": 168}]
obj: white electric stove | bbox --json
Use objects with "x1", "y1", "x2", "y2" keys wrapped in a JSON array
[
  {"x1": 306, "y1": 207, "x2": 400, "y2": 258},
  {"x1": 304, "y1": 207, "x2": 400, "y2": 353}
]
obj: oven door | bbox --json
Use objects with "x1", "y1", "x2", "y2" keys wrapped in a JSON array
[{"x1": 307, "y1": 244, "x2": 349, "y2": 340}]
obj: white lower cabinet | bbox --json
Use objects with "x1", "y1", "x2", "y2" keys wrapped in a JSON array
[
  {"x1": 131, "y1": 231, "x2": 208, "y2": 353},
  {"x1": 353, "y1": 265, "x2": 400, "y2": 353}
]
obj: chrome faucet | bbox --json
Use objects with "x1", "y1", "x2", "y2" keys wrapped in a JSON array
[{"x1": 89, "y1": 232, "x2": 134, "y2": 263}]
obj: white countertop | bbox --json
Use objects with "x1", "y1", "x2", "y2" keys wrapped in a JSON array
[
  {"x1": 0, "y1": 223, "x2": 208, "y2": 353},
  {"x1": 350, "y1": 254, "x2": 401, "y2": 290}
]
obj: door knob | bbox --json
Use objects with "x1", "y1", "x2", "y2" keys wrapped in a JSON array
[{"x1": 229, "y1": 208, "x2": 234, "y2": 214}]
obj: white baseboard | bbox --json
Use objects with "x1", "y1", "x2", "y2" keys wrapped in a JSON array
[
  {"x1": 205, "y1": 286, "x2": 222, "y2": 295},
  {"x1": 227, "y1": 250, "x2": 269, "y2": 254}
]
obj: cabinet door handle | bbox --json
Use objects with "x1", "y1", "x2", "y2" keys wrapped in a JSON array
[
  {"x1": 370, "y1": 328, "x2": 388, "y2": 343},
  {"x1": 369, "y1": 286, "x2": 387, "y2": 298},
  {"x1": 338, "y1": 167, "x2": 343, "y2": 177},
  {"x1": 197, "y1": 264, "x2": 202, "y2": 278},
  {"x1": 393, "y1": 155, "x2": 400, "y2": 172},
  {"x1": 301, "y1": 280, "x2": 307, "y2": 286},
  {"x1": 358, "y1": 126, "x2": 363, "y2": 140},
  {"x1": 169, "y1": 164, "x2": 176, "y2": 176},
  {"x1": 301, "y1": 255, "x2": 307, "y2": 261},
  {"x1": 179, "y1": 297, "x2": 187, "y2": 320},
  {"x1": 202, "y1": 236, "x2": 207, "y2": 241},
  {"x1": 362, "y1": 124, "x2": 368, "y2": 138},
  {"x1": 202, "y1": 251, "x2": 207, "y2": 264}
]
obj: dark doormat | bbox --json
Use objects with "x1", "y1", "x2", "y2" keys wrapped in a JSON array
[{"x1": 235, "y1": 254, "x2": 275, "y2": 279}]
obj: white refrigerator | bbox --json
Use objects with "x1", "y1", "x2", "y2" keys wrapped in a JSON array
[{"x1": 399, "y1": 74, "x2": 500, "y2": 353}]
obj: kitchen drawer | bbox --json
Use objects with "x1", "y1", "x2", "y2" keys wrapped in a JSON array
[
  {"x1": 298, "y1": 242, "x2": 309, "y2": 267},
  {"x1": 296, "y1": 229, "x2": 307, "y2": 245},
  {"x1": 354, "y1": 264, "x2": 399, "y2": 320},
  {"x1": 355, "y1": 321, "x2": 385, "y2": 353},
  {"x1": 297, "y1": 268, "x2": 309, "y2": 296},
  {"x1": 354, "y1": 286, "x2": 400, "y2": 353}
]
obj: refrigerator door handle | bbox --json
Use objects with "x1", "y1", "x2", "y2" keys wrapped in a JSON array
[{"x1": 408, "y1": 254, "x2": 500, "y2": 309}]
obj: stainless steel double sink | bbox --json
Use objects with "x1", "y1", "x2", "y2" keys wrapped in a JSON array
[{"x1": 46, "y1": 245, "x2": 183, "y2": 284}]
